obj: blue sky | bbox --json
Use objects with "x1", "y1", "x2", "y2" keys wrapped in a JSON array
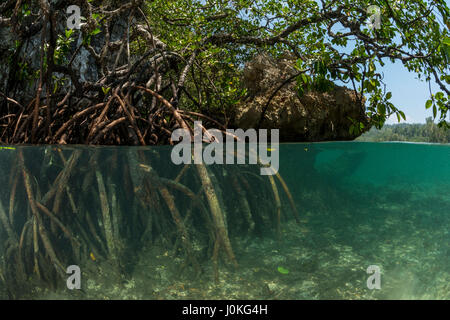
[
  {"x1": 379, "y1": 53, "x2": 442, "y2": 124},
  {"x1": 373, "y1": 58, "x2": 439, "y2": 124}
]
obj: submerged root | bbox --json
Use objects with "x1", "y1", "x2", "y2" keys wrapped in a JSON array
[
  {"x1": 274, "y1": 172, "x2": 301, "y2": 223},
  {"x1": 159, "y1": 186, "x2": 201, "y2": 274},
  {"x1": 0, "y1": 198, "x2": 17, "y2": 244},
  {"x1": 268, "y1": 175, "x2": 282, "y2": 238},
  {"x1": 95, "y1": 170, "x2": 119, "y2": 269},
  {"x1": 230, "y1": 174, "x2": 255, "y2": 233},
  {"x1": 196, "y1": 164, "x2": 238, "y2": 268},
  {"x1": 0, "y1": 146, "x2": 299, "y2": 295},
  {"x1": 20, "y1": 151, "x2": 65, "y2": 279}
]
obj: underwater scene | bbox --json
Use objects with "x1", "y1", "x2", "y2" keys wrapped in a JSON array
[{"x1": 0, "y1": 142, "x2": 448, "y2": 300}]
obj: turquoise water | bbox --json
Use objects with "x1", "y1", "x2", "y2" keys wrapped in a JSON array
[{"x1": 0, "y1": 142, "x2": 448, "y2": 299}]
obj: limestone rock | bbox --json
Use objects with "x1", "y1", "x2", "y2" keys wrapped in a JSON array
[{"x1": 233, "y1": 54, "x2": 370, "y2": 142}]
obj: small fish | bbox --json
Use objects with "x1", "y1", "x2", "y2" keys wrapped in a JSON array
[
  {"x1": 267, "y1": 148, "x2": 276, "y2": 152},
  {"x1": 0, "y1": 146, "x2": 16, "y2": 150},
  {"x1": 90, "y1": 252, "x2": 96, "y2": 262},
  {"x1": 304, "y1": 147, "x2": 308, "y2": 152}
]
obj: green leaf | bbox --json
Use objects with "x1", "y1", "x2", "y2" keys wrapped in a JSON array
[
  {"x1": 386, "y1": 92, "x2": 392, "y2": 100},
  {"x1": 425, "y1": 100, "x2": 432, "y2": 109},
  {"x1": 102, "y1": 87, "x2": 111, "y2": 95},
  {"x1": 444, "y1": 75, "x2": 450, "y2": 85},
  {"x1": 65, "y1": 29, "x2": 73, "y2": 39},
  {"x1": 301, "y1": 74, "x2": 308, "y2": 84},
  {"x1": 277, "y1": 266, "x2": 289, "y2": 274},
  {"x1": 90, "y1": 28, "x2": 101, "y2": 36},
  {"x1": 377, "y1": 103, "x2": 386, "y2": 115},
  {"x1": 443, "y1": 37, "x2": 450, "y2": 46}
]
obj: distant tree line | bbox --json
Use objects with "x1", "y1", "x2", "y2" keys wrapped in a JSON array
[{"x1": 357, "y1": 117, "x2": 450, "y2": 143}]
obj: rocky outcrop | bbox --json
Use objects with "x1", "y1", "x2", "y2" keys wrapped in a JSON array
[{"x1": 232, "y1": 54, "x2": 370, "y2": 142}]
